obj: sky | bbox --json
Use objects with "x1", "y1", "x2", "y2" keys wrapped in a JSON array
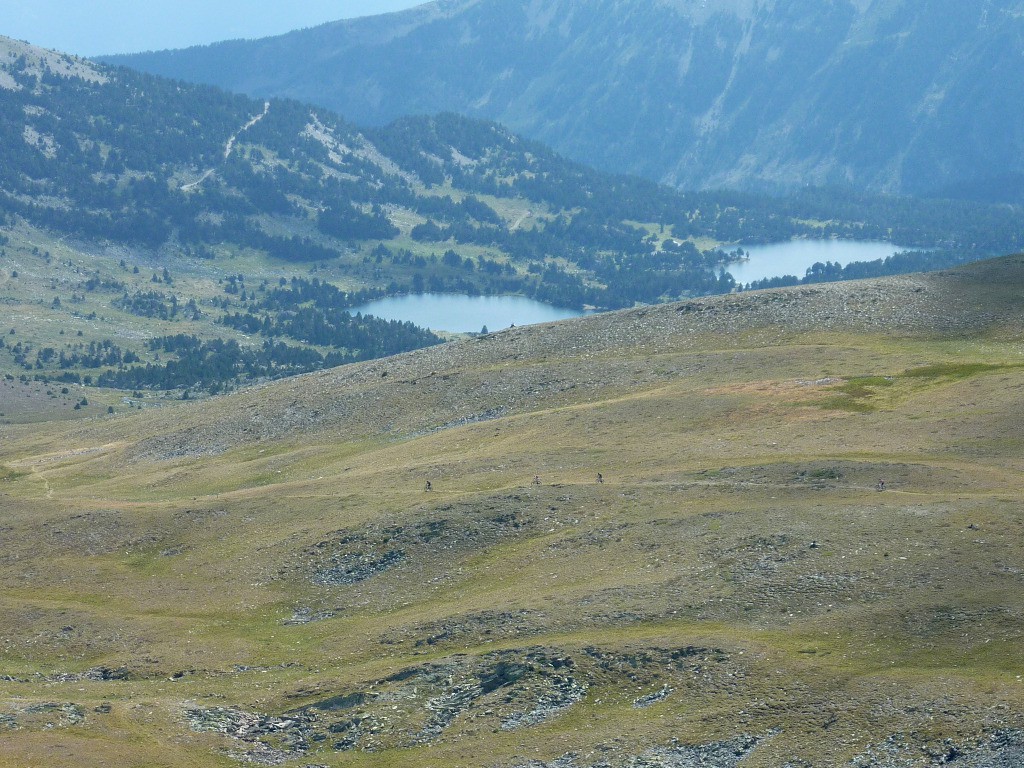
[{"x1": 0, "y1": 0, "x2": 426, "y2": 57}]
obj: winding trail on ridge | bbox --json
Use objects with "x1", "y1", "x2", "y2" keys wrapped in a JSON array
[{"x1": 180, "y1": 101, "x2": 271, "y2": 191}]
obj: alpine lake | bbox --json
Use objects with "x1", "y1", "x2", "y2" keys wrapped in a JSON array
[{"x1": 351, "y1": 240, "x2": 909, "y2": 333}]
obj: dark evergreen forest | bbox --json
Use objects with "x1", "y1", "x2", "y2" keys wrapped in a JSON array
[{"x1": 3, "y1": 46, "x2": 1023, "y2": 394}]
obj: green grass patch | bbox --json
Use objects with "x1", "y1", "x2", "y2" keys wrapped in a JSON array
[
  {"x1": 902, "y1": 362, "x2": 1009, "y2": 379},
  {"x1": 818, "y1": 375, "x2": 895, "y2": 412},
  {"x1": 818, "y1": 361, "x2": 1024, "y2": 412},
  {"x1": 817, "y1": 396, "x2": 875, "y2": 412},
  {"x1": 0, "y1": 466, "x2": 30, "y2": 483},
  {"x1": 807, "y1": 467, "x2": 843, "y2": 480}
]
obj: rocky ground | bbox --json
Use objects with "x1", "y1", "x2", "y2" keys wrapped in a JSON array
[
  {"x1": 104, "y1": 257, "x2": 1024, "y2": 463},
  {"x1": 1, "y1": 258, "x2": 1023, "y2": 766}
]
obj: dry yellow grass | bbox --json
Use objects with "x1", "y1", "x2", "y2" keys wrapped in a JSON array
[{"x1": 1, "y1": 257, "x2": 1023, "y2": 766}]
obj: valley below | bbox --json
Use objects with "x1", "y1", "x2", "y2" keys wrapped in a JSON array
[{"x1": 1, "y1": 256, "x2": 1023, "y2": 767}]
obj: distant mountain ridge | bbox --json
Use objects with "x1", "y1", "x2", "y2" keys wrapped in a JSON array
[{"x1": 104, "y1": 0, "x2": 1024, "y2": 200}]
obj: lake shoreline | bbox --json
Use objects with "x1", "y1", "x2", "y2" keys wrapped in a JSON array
[
  {"x1": 349, "y1": 293, "x2": 593, "y2": 333},
  {"x1": 722, "y1": 239, "x2": 911, "y2": 285},
  {"x1": 353, "y1": 240, "x2": 912, "y2": 332}
]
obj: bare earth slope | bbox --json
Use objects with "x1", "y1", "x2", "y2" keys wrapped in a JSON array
[{"x1": 1, "y1": 257, "x2": 1023, "y2": 767}]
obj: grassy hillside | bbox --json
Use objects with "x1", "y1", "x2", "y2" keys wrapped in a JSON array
[{"x1": 0, "y1": 256, "x2": 1022, "y2": 766}]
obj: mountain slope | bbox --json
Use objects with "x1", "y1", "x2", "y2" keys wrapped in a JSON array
[
  {"x1": 105, "y1": 0, "x2": 1024, "y2": 199},
  {"x1": 10, "y1": 33, "x2": 1024, "y2": 403},
  {"x1": 0, "y1": 33, "x2": 747, "y2": 311},
  {"x1": 1, "y1": 256, "x2": 1023, "y2": 766}
]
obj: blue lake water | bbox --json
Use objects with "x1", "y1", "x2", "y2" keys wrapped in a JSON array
[
  {"x1": 353, "y1": 241, "x2": 910, "y2": 331},
  {"x1": 350, "y1": 293, "x2": 588, "y2": 333},
  {"x1": 723, "y1": 240, "x2": 909, "y2": 285}
]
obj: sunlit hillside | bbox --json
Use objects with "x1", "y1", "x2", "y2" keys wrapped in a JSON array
[{"x1": 1, "y1": 257, "x2": 1022, "y2": 766}]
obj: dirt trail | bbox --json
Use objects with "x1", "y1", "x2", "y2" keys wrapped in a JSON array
[
  {"x1": 180, "y1": 168, "x2": 215, "y2": 191},
  {"x1": 24, "y1": 464, "x2": 54, "y2": 499},
  {"x1": 510, "y1": 210, "x2": 533, "y2": 230},
  {"x1": 224, "y1": 101, "x2": 270, "y2": 160},
  {"x1": 181, "y1": 101, "x2": 271, "y2": 191}
]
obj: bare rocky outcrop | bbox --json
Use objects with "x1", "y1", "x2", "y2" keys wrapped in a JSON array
[{"x1": 0, "y1": 36, "x2": 108, "y2": 90}]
